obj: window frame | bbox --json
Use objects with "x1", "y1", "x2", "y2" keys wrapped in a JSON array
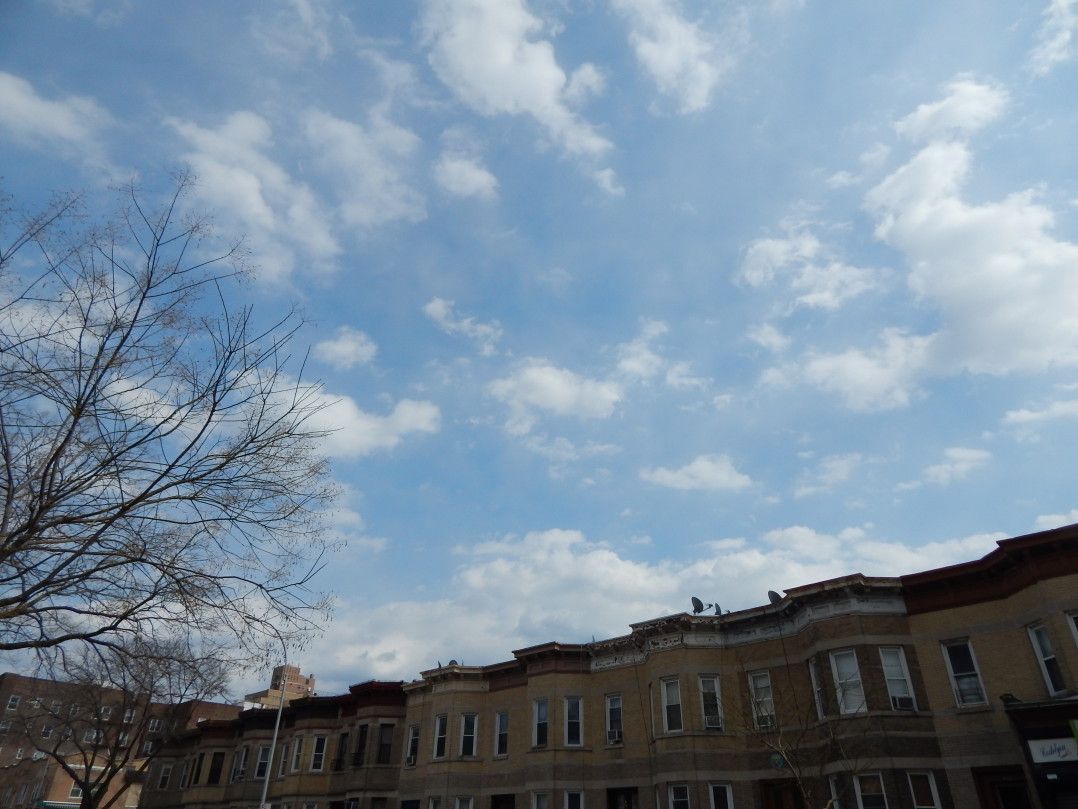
[
  {"x1": 291, "y1": 737, "x2": 304, "y2": 772},
  {"x1": 661, "y1": 677, "x2": 683, "y2": 733},
  {"x1": 565, "y1": 791, "x2": 583, "y2": 809},
  {"x1": 669, "y1": 784, "x2": 690, "y2": 809},
  {"x1": 533, "y1": 795, "x2": 549, "y2": 809},
  {"x1": 941, "y1": 639, "x2": 987, "y2": 707},
  {"x1": 1027, "y1": 624, "x2": 1065, "y2": 696},
  {"x1": 406, "y1": 724, "x2": 419, "y2": 765},
  {"x1": 376, "y1": 723, "x2": 393, "y2": 764},
  {"x1": 5, "y1": 695, "x2": 19, "y2": 711},
  {"x1": 748, "y1": 670, "x2": 775, "y2": 729},
  {"x1": 808, "y1": 658, "x2": 825, "y2": 720},
  {"x1": 708, "y1": 784, "x2": 733, "y2": 809},
  {"x1": 455, "y1": 798, "x2": 473, "y2": 809},
  {"x1": 157, "y1": 764, "x2": 172, "y2": 790},
  {"x1": 828, "y1": 775, "x2": 843, "y2": 809},
  {"x1": 853, "y1": 773, "x2": 888, "y2": 809},
  {"x1": 533, "y1": 698, "x2": 549, "y2": 748},
  {"x1": 433, "y1": 715, "x2": 447, "y2": 759},
  {"x1": 829, "y1": 650, "x2": 867, "y2": 715},
  {"x1": 278, "y1": 742, "x2": 290, "y2": 776},
  {"x1": 699, "y1": 675, "x2": 723, "y2": 730},
  {"x1": 459, "y1": 713, "x2": 478, "y2": 757},
  {"x1": 494, "y1": 711, "x2": 508, "y2": 756},
  {"x1": 310, "y1": 736, "x2": 327, "y2": 772},
  {"x1": 605, "y1": 694, "x2": 623, "y2": 746},
  {"x1": 906, "y1": 772, "x2": 941, "y2": 809},
  {"x1": 1068, "y1": 611, "x2": 1078, "y2": 649},
  {"x1": 564, "y1": 696, "x2": 582, "y2": 746},
  {"x1": 879, "y1": 647, "x2": 916, "y2": 711}
]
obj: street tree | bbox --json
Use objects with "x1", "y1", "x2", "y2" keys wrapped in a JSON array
[{"x1": 0, "y1": 175, "x2": 335, "y2": 666}]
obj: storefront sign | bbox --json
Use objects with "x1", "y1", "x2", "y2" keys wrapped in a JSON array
[{"x1": 1029, "y1": 737, "x2": 1078, "y2": 763}]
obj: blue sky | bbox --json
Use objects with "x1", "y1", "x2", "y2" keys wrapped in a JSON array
[{"x1": 3, "y1": 0, "x2": 1078, "y2": 694}]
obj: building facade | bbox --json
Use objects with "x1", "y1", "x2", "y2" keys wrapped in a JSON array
[{"x1": 137, "y1": 524, "x2": 1078, "y2": 809}]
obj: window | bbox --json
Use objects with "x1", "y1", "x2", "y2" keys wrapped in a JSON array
[
  {"x1": 353, "y1": 725, "x2": 368, "y2": 767},
  {"x1": 879, "y1": 648, "x2": 916, "y2": 710},
  {"x1": 123, "y1": 708, "x2": 135, "y2": 724},
  {"x1": 83, "y1": 729, "x2": 101, "y2": 743},
  {"x1": 50, "y1": 700, "x2": 62, "y2": 715},
  {"x1": 941, "y1": 640, "x2": 986, "y2": 706},
  {"x1": 605, "y1": 694, "x2": 622, "y2": 744},
  {"x1": 661, "y1": 678, "x2": 683, "y2": 732},
  {"x1": 278, "y1": 743, "x2": 289, "y2": 776},
  {"x1": 41, "y1": 725, "x2": 53, "y2": 739},
  {"x1": 141, "y1": 740, "x2": 154, "y2": 755},
  {"x1": 456, "y1": 797, "x2": 474, "y2": 809},
  {"x1": 708, "y1": 785, "x2": 732, "y2": 809},
  {"x1": 565, "y1": 792, "x2": 583, "y2": 809},
  {"x1": 669, "y1": 785, "x2": 690, "y2": 809},
  {"x1": 1028, "y1": 625, "x2": 1065, "y2": 695},
  {"x1": 430, "y1": 798, "x2": 440, "y2": 809},
  {"x1": 828, "y1": 775, "x2": 843, "y2": 809},
  {"x1": 157, "y1": 764, "x2": 172, "y2": 790},
  {"x1": 906, "y1": 773, "x2": 940, "y2": 809},
  {"x1": 334, "y1": 732, "x2": 349, "y2": 770},
  {"x1": 208, "y1": 751, "x2": 225, "y2": 784},
  {"x1": 854, "y1": 773, "x2": 888, "y2": 809},
  {"x1": 495, "y1": 711, "x2": 508, "y2": 756},
  {"x1": 118, "y1": 731, "x2": 129, "y2": 747},
  {"x1": 192, "y1": 752, "x2": 205, "y2": 784},
  {"x1": 147, "y1": 718, "x2": 162, "y2": 732},
  {"x1": 406, "y1": 725, "x2": 419, "y2": 765},
  {"x1": 179, "y1": 760, "x2": 190, "y2": 789},
  {"x1": 256, "y1": 745, "x2": 271, "y2": 778},
  {"x1": 699, "y1": 676, "x2": 722, "y2": 730},
  {"x1": 99, "y1": 706, "x2": 112, "y2": 720},
  {"x1": 809, "y1": 659, "x2": 825, "y2": 720},
  {"x1": 0, "y1": 719, "x2": 9, "y2": 733},
  {"x1": 303, "y1": 803, "x2": 318, "y2": 809},
  {"x1": 6, "y1": 696, "x2": 19, "y2": 711},
  {"x1": 534, "y1": 794, "x2": 550, "y2": 809},
  {"x1": 231, "y1": 746, "x2": 248, "y2": 782},
  {"x1": 460, "y1": 714, "x2": 477, "y2": 757},
  {"x1": 830, "y1": 650, "x2": 867, "y2": 714},
  {"x1": 291, "y1": 737, "x2": 304, "y2": 772},
  {"x1": 748, "y1": 671, "x2": 775, "y2": 728},
  {"x1": 345, "y1": 801, "x2": 359, "y2": 809},
  {"x1": 1069, "y1": 612, "x2": 1078, "y2": 648},
  {"x1": 434, "y1": 715, "x2": 447, "y2": 759},
  {"x1": 311, "y1": 736, "x2": 327, "y2": 771},
  {"x1": 533, "y1": 699, "x2": 548, "y2": 747},
  {"x1": 69, "y1": 783, "x2": 83, "y2": 799},
  {"x1": 565, "y1": 697, "x2": 582, "y2": 746},
  {"x1": 14, "y1": 747, "x2": 23, "y2": 759},
  {"x1": 376, "y1": 723, "x2": 393, "y2": 764}
]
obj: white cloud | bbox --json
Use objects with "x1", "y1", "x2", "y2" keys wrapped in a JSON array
[
  {"x1": 640, "y1": 454, "x2": 752, "y2": 491},
  {"x1": 1028, "y1": 0, "x2": 1078, "y2": 76},
  {"x1": 170, "y1": 111, "x2": 341, "y2": 281},
  {"x1": 308, "y1": 391, "x2": 441, "y2": 458},
  {"x1": 564, "y1": 63, "x2": 606, "y2": 106},
  {"x1": 1033, "y1": 509, "x2": 1078, "y2": 530},
  {"x1": 304, "y1": 523, "x2": 1005, "y2": 685},
  {"x1": 592, "y1": 168, "x2": 625, "y2": 197},
  {"x1": 900, "y1": 447, "x2": 991, "y2": 489},
  {"x1": 740, "y1": 227, "x2": 877, "y2": 310},
  {"x1": 314, "y1": 326, "x2": 378, "y2": 370},
  {"x1": 617, "y1": 320, "x2": 668, "y2": 380},
  {"x1": 424, "y1": 297, "x2": 503, "y2": 355},
  {"x1": 612, "y1": 0, "x2": 733, "y2": 114},
  {"x1": 748, "y1": 323, "x2": 790, "y2": 353},
  {"x1": 894, "y1": 77, "x2": 1007, "y2": 142},
  {"x1": 422, "y1": 0, "x2": 612, "y2": 163},
  {"x1": 1002, "y1": 399, "x2": 1078, "y2": 425},
  {"x1": 0, "y1": 72, "x2": 113, "y2": 170},
  {"x1": 433, "y1": 152, "x2": 499, "y2": 199},
  {"x1": 794, "y1": 453, "x2": 863, "y2": 498},
  {"x1": 665, "y1": 361, "x2": 708, "y2": 390},
  {"x1": 489, "y1": 360, "x2": 621, "y2": 434},
  {"x1": 251, "y1": 0, "x2": 336, "y2": 62},
  {"x1": 826, "y1": 170, "x2": 859, "y2": 189},
  {"x1": 304, "y1": 108, "x2": 426, "y2": 228}
]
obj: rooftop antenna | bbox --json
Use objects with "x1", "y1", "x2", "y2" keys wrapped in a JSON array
[{"x1": 767, "y1": 590, "x2": 782, "y2": 605}]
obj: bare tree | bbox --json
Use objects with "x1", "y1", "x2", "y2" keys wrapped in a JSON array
[
  {"x1": 0, "y1": 175, "x2": 335, "y2": 665},
  {"x1": 16, "y1": 640, "x2": 228, "y2": 809}
]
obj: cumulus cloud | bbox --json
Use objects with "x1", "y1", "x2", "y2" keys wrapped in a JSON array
[
  {"x1": 251, "y1": 0, "x2": 336, "y2": 62},
  {"x1": 433, "y1": 152, "x2": 499, "y2": 199},
  {"x1": 0, "y1": 72, "x2": 113, "y2": 171},
  {"x1": 1034, "y1": 509, "x2": 1078, "y2": 530},
  {"x1": 424, "y1": 297, "x2": 503, "y2": 356},
  {"x1": 740, "y1": 227, "x2": 878, "y2": 310},
  {"x1": 640, "y1": 454, "x2": 752, "y2": 491},
  {"x1": 1002, "y1": 399, "x2": 1078, "y2": 425},
  {"x1": 421, "y1": 0, "x2": 617, "y2": 189},
  {"x1": 314, "y1": 326, "x2": 378, "y2": 370},
  {"x1": 170, "y1": 111, "x2": 340, "y2": 281},
  {"x1": 794, "y1": 453, "x2": 863, "y2": 498},
  {"x1": 612, "y1": 0, "x2": 734, "y2": 114},
  {"x1": 307, "y1": 391, "x2": 441, "y2": 458},
  {"x1": 898, "y1": 447, "x2": 992, "y2": 490},
  {"x1": 748, "y1": 323, "x2": 790, "y2": 353},
  {"x1": 894, "y1": 77, "x2": 1007, "y2": 142},
  {"x1": 488, "y1": 360, "x2": 621, "y2": 434},
  {"x1": 617, "y1": 320, "x2": 668, "y2": 380},
  {"x1": 305, "y1": 108, "x2": 426, "y2": 228},
  {"x1": 303, "y1": 523, "x2": 1006, "y2": 685},
  {"x1": 1028, "y1": 0, "x2": 1078, "y2": 76}
]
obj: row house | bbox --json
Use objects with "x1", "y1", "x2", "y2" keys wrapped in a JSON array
[{"x1": 137, "y1": 523, "x2": 1078, "y2": 809}]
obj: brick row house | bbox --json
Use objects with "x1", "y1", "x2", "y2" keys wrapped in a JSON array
[{"x1": 135, "y1": 523, "x2": 1078, "y2": 809}]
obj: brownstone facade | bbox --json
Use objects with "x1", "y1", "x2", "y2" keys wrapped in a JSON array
[{"x1": 136, "y1": 524, "x2": 1078, "y2": 809}]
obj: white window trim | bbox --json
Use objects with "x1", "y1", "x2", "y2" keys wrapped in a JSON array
[
  {"x1": 494, "y1": 711, "x2": 508, "y2": 757},
  {"x1": 878, "y1": 647, "x2": 917, "y2": 711},
  {"x1": 310, "y1": 736, "x2": 327, "y2": 772},
  {"x1": 828, "y1": 775, "x2": 843, "y2": 809},
  {"x1": 433, "y1": 715, "x2": 447, "y2": 759},
  {"x1": 291, "y1": 737, "x2": 304, "y2": 772},
  {"x1": 564, "y1": 791, "x2": 584, "y2": 809},
  {"x1": 1027, "y1": 624, "x2": 1065, "y2": 696},
  {"x1": 906, "y1": 772, "x2": 941, "y2": 809},
  {"x1": 708, "y1": 783, "x2": 733, "y2": 809},
  {"x1": 6, "y1": 695, "x2": 19, "y2": 711},
  {"x1": 533, "y1": 699, "x2": 549, "y2": 748},
  {"x1": 455, "y1": 798, "x2": 473, "y2": 809},
  {"x1": 605, "y1": 694, "x2": 622, "y2": 744},
  {"x1": 668, "y1": 784, "x2": 690, "y2": 809},
  {"x1": 459, "y1": 713, "x2": 478, "y2": 757},
  {"x1": 748, "y1": 670, "x2": 775, "y2": 729},
  {"x1": 808, "y1": 659, "x2": 825, "y2": 720},
  {"x1": 699, "y1": 675, "x2": 723, "y2": 730},
  {"x1": 278, "y1": 742, "x2": 289, "y2": 776},
  {"x1": 564, "y1": 696, "x2": 583, "y2": 746},
  {"x1": 941, "y1": 639, "x2": 987, "y2": 706},
  {"x1": 533, "y1": 793, "x2": 550, "y2": 809},
  {"x1": 853, "y1": 773, "x2": 888, "y2": 809},
  {"x1": 406, "y1": 724, "x2": 420, "y2": 765},
  {"x1": 157, "y1": 764, "x2": 172, "y2": 790},
  {"x1": 661, "y1": 677, "x2": 683, "y2": 733},
  {"x1": 1068, "y1": 611, "x2": 1078, "y2": 649},
  {"x1": 829, "y1": 650, "x2": 867, "y2": 715}
]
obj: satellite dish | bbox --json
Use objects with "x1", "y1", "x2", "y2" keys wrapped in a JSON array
[
  {"x1": 713, "y1": 604, "x2": 721, "y2": 615},
  {"x1": 691, "y1": 596, "x2": 705, "y2": 614},
  {"x1": 767, "y1": 590, "x2": 782, "y2": 605},
  {"x1": 448, "y1": 659, "x2": 458, "y2": 666}
]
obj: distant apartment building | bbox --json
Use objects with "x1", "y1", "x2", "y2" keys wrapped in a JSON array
[
  {"x1": 245, "y1": 666, "x2": 319, "y2": 710},
  {"x1": 138, "y1": 523, "x2": 1078, "y2": 809}
]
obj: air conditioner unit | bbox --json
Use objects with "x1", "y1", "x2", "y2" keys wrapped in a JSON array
[
  {"x1": 606, "y1": 729, "x2": 623, "y2": 744},
  {"x1": 891, "y1": 696, "x2": 915, "y2": 711},
  {"x1": 704, "y1": 715, "x2": 723, "y2": 730},
  {"x1": 405, "y1": 755, "x2": 417, "y2": 766}
]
